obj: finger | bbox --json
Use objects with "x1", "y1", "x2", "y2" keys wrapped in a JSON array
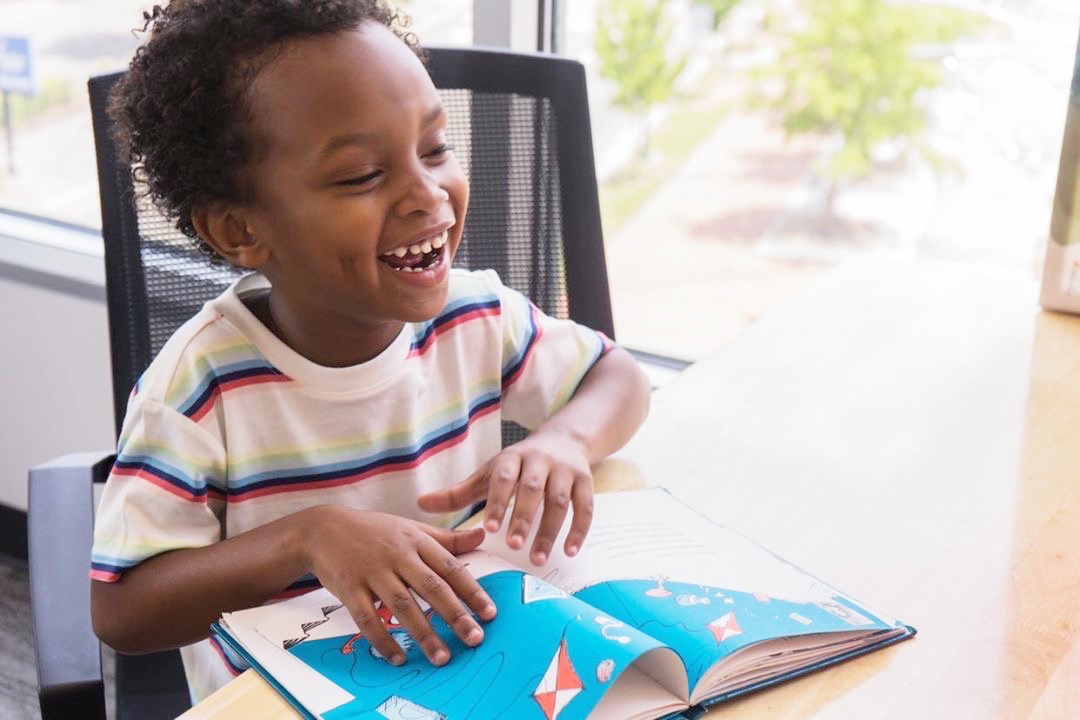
[
  {"x1": 563, "y1": 474, "x2": 595, "y2": 557},
  {"x1": 417, "y1": 462, "x2": 490, "y2": 513},
  {"x1": 529, "y1": 466, "x2": 575, "y2": 566},
  {"x1": 345, "y1": 587, "x2": 405, "y2": 666},
  {"x1": 422, "y1": 524, "x2": 486, "y2": 556},
  {"x1": 505, "y1": 454, "x2": 549, "y2": 550},
  {"x1": 407, "y1": 546, "x2": 494, "y2": 648},
  {"x1": 374, "y1": 577, "x2": 450, "y2": 667},
  {"x1": 482, "y1": 452, "x2": 522, "y2": 533},
  {"x1": 418, "y1": 536, "x2": 497, "y2": 622}
]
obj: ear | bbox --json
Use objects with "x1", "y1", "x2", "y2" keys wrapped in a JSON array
[{"x1": 190, "y1": 203, "x2": 270, "y2": 270}]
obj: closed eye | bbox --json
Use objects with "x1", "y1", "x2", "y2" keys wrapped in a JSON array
[
  {"x1": 425, "y1": 143, "x2": 455, "y2": 160},
  {"x1": 338, "y1": 170, "x2": 381, "y2": 186}
]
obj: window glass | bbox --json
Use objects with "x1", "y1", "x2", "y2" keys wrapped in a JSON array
[
  {"x1": 0, "y1": 0, "x2": 470, "y2": 230},
  {"x1": 569, "y1": 0, "x2": 1080, "y2": 360}
]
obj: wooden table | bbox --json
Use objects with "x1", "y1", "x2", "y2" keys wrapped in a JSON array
[{"x1": 181, "y1": 257, "x2": 1080, "y2": 718}]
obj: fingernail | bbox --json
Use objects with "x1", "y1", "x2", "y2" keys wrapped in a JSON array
[
  {"x1": 484, "y1": 518, "x2": 500, "y2": 532},
  {"x1": 391, "y1": 654, "x2": 405, "y2": 666},
  {"x1": 482, "y1": 602, "x2": 497, "y2": 618},
  {"x1": 532, "y1": 551, "x2": 547, "y2": 565},
  {"x1": 508, "y1": 534, "x2": 523, "y2": 548},
  {"x1": 566, "y1": 544, "x2": 579, "y2": 556},
  {"x1": 433, "y1": 649, "x2": 450, "y2": 665},
  {"x1": 466, "y1": 627, "x2": 483, "y2": 645}
]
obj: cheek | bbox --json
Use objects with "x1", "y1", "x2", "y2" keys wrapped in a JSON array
[{"x1": 439, "y1": 157, "x2": 469, "y2": 215}]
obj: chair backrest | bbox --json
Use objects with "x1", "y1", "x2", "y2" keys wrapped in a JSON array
[{"x1": 89, "y1": 45, "x2": 614, "y2": 440}]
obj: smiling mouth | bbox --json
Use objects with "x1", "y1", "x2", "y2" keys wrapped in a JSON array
[{"x1": 378, "y1": 230, "x2": 449, "y2": 273}]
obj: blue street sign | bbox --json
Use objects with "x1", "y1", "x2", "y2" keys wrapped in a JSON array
[{"x1": 0, "y1": 36, "x2": 36, "y2": 95}]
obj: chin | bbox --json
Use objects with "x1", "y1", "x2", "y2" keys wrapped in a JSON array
[{"x1": 398, "y1": 288, "x2": 450, "y2": 323}]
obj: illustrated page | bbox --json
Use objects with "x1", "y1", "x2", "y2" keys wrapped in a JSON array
[
  {"x1": 233, "y1": 552, "x2": 686, "y2": 720},
  {"x1": 480, "y1": 489, "x2": 901, "y2": 692}
]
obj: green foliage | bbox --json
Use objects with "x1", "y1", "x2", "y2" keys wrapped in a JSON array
[
  {"x1": 600, "y1": 93, "x2": 731, "y2": 234},
  {"x1": 6, "y1": 77, "x2": 73, "y2": 127},
  {"x1": 595, "y1": 0, "x2": 687, "y2": 116},
  {"x1": 762, "y1": 0, "x2": 985, "y2": 181},
  {"x1": 697, "y1": 0, "x2": 741, "y2": 30}
]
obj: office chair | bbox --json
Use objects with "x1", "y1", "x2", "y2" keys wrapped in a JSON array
[{"x1": 29, "y1": 45, "x2": 621, "y2": 719}]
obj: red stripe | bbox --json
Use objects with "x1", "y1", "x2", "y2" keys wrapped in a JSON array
[
  {"x1": 90, "y1": 569, "x2": 121, "y2": 582},
  {"x1": 227, "y1": 401, "x2": 501, "y2": 503},
  {"x1": 208, "y1": 635, "x2": 244, "y2": 677},
  {"x1": 189, "y1": 373, "x2": 290, "y2": 423},
  {"x1": 111, "y1": 465, "x2": 223, "y2": 503},
  {"x1": 502, "y1": 311, "x2": 545, "y2": 390},
  {"x1": 407, "y1": 306, "x2": 501, "y2": 358}
]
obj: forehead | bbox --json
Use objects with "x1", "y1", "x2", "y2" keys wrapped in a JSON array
[{"x1": 245, "y1": 23, "x2": 438, "y2": 155}]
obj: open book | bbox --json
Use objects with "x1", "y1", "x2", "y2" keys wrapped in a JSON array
[{"x1": 212, "y1": 488, "x2": 915, "y2": 720}]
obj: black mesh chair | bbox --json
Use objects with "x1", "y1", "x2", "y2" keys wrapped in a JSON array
[{"x1": 29, "y1": 46, "x2": 621, "y2": 719}]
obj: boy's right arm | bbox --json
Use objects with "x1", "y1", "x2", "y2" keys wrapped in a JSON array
[{"x1": 91, "y1": 505, "x2": 496, "y2": 666}]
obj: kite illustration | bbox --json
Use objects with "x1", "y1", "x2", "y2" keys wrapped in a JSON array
[
  {"x1": 707, "y1": 612, "x2": 743, "y2": 644},
  {"x1": 532, "y1": 636, "x2": 584, "y2": 720}
]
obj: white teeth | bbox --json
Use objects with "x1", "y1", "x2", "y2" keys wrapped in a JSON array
[{"x1": 382, "y1": 230, "x2": 449, "y2": 260}]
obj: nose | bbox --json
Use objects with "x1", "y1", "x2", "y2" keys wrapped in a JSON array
[{"x1": 395, "y1": 164, "x2": 449, "y2": 217}]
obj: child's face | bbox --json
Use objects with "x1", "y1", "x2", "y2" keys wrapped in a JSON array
[{"x1": 240, "y1": 22, "x2": 469, "y2": 333}]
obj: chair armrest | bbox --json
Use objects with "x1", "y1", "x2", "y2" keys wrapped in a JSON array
[
  {"x1": 626, "y1": 347, "x2": 693, "y2": 389},
  {"x1": 29, "y1": 451, "x2": 115, "y2": 720}
]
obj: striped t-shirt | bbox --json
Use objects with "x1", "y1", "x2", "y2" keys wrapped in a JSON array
[{"x1": 90, "y1": 268, "x2": 611, "y2": 702}]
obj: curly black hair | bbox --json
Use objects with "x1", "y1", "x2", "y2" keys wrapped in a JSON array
[{"x1": 109, "y1": 0, "x2": 420, "y2": 251}]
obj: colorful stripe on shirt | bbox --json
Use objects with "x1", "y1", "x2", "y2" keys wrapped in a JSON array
[
  {"x1": 177, "y1": 361, "x2": 289, "y2": 422},
  {"x1": 208, "y1": 634, "x2": 247, "y2": 677},
  {"x1": 502, "y1": 299, "x2": 543, "y2": 390},
  {"x1": 408, "y1": 294, "x2": 500, "y2": 357},
  {"x1": 224, "y1": 390, "x2": 501, "y2": 501},
  {"x1": 111, "y1": 452, "x2": 226, "y2": 503},
  {"x1": 90, "y1": 555, "x2": 134, "y2": 582}
]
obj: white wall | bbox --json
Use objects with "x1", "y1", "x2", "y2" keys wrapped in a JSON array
[{"x1": 0, "y1": 273, "x2": 114, "y2": 510}]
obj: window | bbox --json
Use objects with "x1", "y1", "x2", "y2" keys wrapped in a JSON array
[
  {"x1": 0, "y1": 0, "x2": 471, "y2": 231},
  {"x1": 569, "y1": 0, "x2": 1080, "y2": 360}
]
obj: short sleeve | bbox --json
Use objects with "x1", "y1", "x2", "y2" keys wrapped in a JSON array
[
  {"x1": 492, "y1": 271, "x2": 614, "y2": 430},
  {"x1": 90, "y1": 398, "x2": 227, "y2": 582}
]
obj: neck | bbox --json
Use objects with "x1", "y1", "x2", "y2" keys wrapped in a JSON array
[{"x1": 249, "y1": 291, "x2": 404, "y2": 367}]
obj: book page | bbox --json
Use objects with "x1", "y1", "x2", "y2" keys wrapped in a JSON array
[
  {"x1": 225, "y1": 563, "x2": 687, "y2": 719},
  {"x1": 480, "y1": 489, "x2": 903, "y2": 693}
]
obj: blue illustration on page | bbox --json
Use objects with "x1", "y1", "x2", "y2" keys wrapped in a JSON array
[
  {"x1": 285, "y1": 570, "x2": 666, "y2": 720},
  {"x1": 572, "y1": 578, "x2": 894, "y2": 691},
  {"x1": 281, "y1": 570, "x2": 894, "y2": 719}
]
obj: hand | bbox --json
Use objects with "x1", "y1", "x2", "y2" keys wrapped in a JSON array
[
  {"x1": 418, "y1": 430, "x2": 594, "y2": 566},
  {"x1": 299, "y1": 507, "x2": 496, "y2": 667}
]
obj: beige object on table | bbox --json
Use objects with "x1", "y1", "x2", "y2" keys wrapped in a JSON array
[{"x1": 181, "y1": 257, "x2": 1080, "y2": 719}]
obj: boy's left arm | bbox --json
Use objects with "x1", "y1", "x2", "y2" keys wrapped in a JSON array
[{"x1": 419, "y1": 346, "x2": 650, "y2": 565}]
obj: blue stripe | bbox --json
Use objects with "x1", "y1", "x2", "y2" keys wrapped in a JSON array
[
  {"x1": 90, "y1": 559, "x2": 134, "y2": 574},
  {"x1": 179, "y1": 361, "x2": 285, "y2": 418},
  {"x1": 501, "y1": 296, "x2": 540, "y2": 387},
  {"x1": 114, "y1": 454, "x2": 224, "y2": 497},
  {"x1": 410, "y1": 297, "x2": 500, "y2": 352},
  {"x1": 228, "y1": 392, "x2": 501, "y2": 498}
]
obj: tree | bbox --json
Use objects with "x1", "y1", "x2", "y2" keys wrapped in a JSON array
[
  {"x1": 761, "y1": 0, "x2": 983, "y2": 213},
  {"x1": 696, "y1": 0, "x2": 740, "y2": 30},
  {"x1": 595, "y1": 0, "x2": 687, "y2": 159}
]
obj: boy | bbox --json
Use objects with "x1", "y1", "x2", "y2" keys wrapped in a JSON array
[{"x1": 89, "y1": 0, "x2": 651, "y2": 703}]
